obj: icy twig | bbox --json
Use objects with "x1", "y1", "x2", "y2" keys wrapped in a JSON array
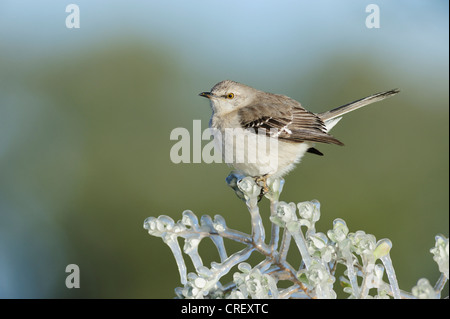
[{"x1": 144, "y1": 172, "x2": 448, "y2": 299}]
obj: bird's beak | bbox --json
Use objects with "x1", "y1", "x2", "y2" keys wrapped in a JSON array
[{"x1": 199, "y1": 91, "x2": 212, "y2": 99}]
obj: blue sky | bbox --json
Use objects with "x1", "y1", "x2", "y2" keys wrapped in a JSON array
[{"x1": 0, "y1": 0, "x2": 448, "y2": 81}]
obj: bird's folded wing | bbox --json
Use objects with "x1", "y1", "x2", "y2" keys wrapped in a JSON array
[{"x1": 238, "y1": 96, "x2": 343, "y2": 146}]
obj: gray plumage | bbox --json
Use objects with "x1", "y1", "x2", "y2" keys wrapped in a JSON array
[{"x1": 199, "y1": 80, "x2": 399, "y2": 179}]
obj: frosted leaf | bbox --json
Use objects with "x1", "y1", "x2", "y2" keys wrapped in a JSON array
[
  {"x1": 143, "y1": 216, "x2": 157, "y2": 232},
  {"x1": 233, "y1": 272, "x2": 245, "y2": 287},
  {"x1": 267, "y1": 177, "x2": 284, "y2": 194},
  {"x1": 143, "y1": 215, "x2": 181, "y2": 239},
  {"x1": 430, "y1": 234, "x2": 449, "y2": 278},
  {"x1": 310, "y1": 232, "x2": 328, "y2": 249},
  {"x1": 298, "y1": 259, "x2": 336, "y2": 298},
  {"x1": 373, "y1": 239, "x2": 392, "y2": 260},
  {"x1": 327, "y1": 218, "x2": 349, "y2": 243},
  {"x1": 212, "y1": 215, "x2": 227, "y2": 232},
  {"x1": 194, "y1": 277, "x2": 207, "y2": 289},
  {"x1": 308, "y1": 233, "x2": 335, "y2": 263},
  {"x1": 245, "y1": 270, "x2": 267, "y2": 298},
  {"x1": 246, "y1": 276, "x2": 264, "y2": 297},
  {"x1": 238, "y1": 262, "x2": 252, "y2": 273},
  {"x1": 337, "y1": 238, "x2": 352, "y2": 259},
  {"x1": 412, "y1": 278, "x2": 438, "y2": 299},
  {"x1": 309, "y1": 263, "x2": 331, "y2": 286},
  {"x1": 237, "y1": 176, "x2": 261, "y2": 201},
  {"x1": 181, "y1": 210, "x2": 199, "y2": 228},
  {"x1": 225, "y1": 171, "x2": 247, "y2": 201},
  {"x1": 264, "y1": 177, "x2": 285, "y2": 201},
  {"x1": 199, "y1": 215, "x2": 215, "y2": 233},
  {"x1": 297, "y1": 200, "x2": 320, "y2": 230},
  {"x1": 233, "y1": 264, "x2": 279, "y2": 299},
  {"x1": 276, "y1": 202, "x2": 297, "y2": 223},
  {"x1": 180, "y1": 267, "x2": 220, "y2": 299},
  {"x1": 376, "y1": 241, "x2": 401, "y2": 300},
  {"x1": 349, "y1": 231, "x2": 376, "y2": 257},
  {"x1": 299, "y1": 259, "x2": 333, "y2": 286}
]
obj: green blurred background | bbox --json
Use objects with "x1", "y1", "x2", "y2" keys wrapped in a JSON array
[{"x1": 0, "y1": 1, "x2": 448, "y2": 298}]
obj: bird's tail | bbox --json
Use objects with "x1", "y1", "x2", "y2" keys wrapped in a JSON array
[{"x1": 318, "y1": 89, "x2": 400, "y2": 123}]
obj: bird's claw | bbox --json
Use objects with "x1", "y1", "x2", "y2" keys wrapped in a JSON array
[{"x1": 254, "y1": 175, "x2": 270, "y2": 201}]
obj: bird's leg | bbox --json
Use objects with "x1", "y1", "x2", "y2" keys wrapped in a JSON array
[{"x1": 254, "y1": 174, "x2": 270, "y2": 200}]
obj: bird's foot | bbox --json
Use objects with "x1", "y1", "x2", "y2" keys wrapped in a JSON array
[{"x1": 254, "y1": 174, "x2": 270, "y2": 201}]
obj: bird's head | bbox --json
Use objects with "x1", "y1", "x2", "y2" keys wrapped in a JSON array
[{"x1": 199, "y1": 80, "x2": 256, "y2": 115}]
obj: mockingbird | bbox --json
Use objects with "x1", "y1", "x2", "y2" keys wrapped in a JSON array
[{"x1": 199, "y1": 80, "x2": 399, "y2": 187}]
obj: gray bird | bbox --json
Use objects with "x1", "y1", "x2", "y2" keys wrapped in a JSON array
[{"x1": 199, "y1": 80, "x2": 399, "y2": 187}]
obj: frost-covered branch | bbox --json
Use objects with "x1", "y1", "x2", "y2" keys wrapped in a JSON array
[{"x1": 144, "y1": 172, "x2": 449, "y2": 299}]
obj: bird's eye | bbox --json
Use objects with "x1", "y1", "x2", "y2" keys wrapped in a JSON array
[{"x1": 227, "y1": 93, "x2": 235, "y2": 99}]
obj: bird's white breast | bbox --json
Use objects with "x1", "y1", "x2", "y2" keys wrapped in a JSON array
[{"x1": 211, "y1": 114, "x2": 311, "y2": 178}]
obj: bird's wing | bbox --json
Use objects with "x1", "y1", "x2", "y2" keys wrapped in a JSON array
[{"x1": 238, "y1": 94, "x2": 343, "y2": 146}]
